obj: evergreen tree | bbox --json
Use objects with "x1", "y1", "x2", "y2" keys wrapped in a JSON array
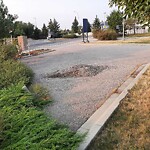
[
  {"x1": 0, "y1": 0, "x2": 16, "y2": 39},
  {"x1": 24, "y1": 22, "x2": 34, "y2": 38},
  {"x1": 41, "y1": 24, "x2": 48, "y2": 39},
  {"x1": 33, "y1": 27, "x2": 41, "y2": 39},
  {"x1": 92, "y1": 15, "x2": 101, "y2": 30},
  {"x1": 107, "y1": 10, "x2": 123, "y2": 33},
  {"x1": 71, "y1": 17, "x2": 79, "y2": 33},
  {"x1": 48, "y1": 19, "x2": 60, "y2": 37}
]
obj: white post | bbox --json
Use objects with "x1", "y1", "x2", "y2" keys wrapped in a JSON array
[{"x1": 122, "y1": 19, "x2": 125, "y2": 40}]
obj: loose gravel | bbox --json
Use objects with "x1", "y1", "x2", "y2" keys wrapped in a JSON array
[
  {"x1": 22, "y1": 40, "x2": 150, "y2": 131},
  {"x1": 46, "y1": 64, "x2": 109, "y2": 78}
]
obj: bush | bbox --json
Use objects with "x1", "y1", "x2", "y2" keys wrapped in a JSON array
[
  {"x1": 62, "y1": 34, "x2": 78, "y2": 38},
  {"x1": 0, "y1": 112, "x2": 4, "y2": 143},
  {"x1": 92, "y1": 29, "x2": 100, "y2": 39},
  {"x1": 93, "y1": 29, "x2": 117, "y2": 40},
  {"x1": 0, "y1": 84, "x2": 82, "y2": 149},
  {"x1": 0, "y1": 60, "x2": 34, "y2": 89},
  {"x1": 0, "y1": 45, "x2": 18, "y2": 61}
]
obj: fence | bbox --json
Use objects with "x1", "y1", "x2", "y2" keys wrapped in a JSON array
[{"x1": 0, "y1": 38, "x2": 18, "y2": 46}]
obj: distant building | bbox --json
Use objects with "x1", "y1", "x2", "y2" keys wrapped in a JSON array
[{"x1": 126, "y1": 24, "x2": 149, "y2": 34}]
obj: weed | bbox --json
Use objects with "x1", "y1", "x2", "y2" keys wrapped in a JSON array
[
  {"x1": 0, "y1": 44, "x2": 18, "y2": 62},
  {"x1": 29, "y1": 83, "x2": 52, "y2": 108}
]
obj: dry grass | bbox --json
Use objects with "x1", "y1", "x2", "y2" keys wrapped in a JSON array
[
  {"x1": 127, "y1": 37, "x2": 150, "y2": 44},
  {"x1": 88, "y1": 35, "x2": 150, "y2": 45},
  {"x1": 88, "y1": 68, "x2": 150, "y2": 150},
  {"x1": 127, "y1": 33, "x2": 150, "y2": 37}
]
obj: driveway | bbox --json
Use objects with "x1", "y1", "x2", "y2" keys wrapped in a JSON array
[{"x1": 22, "y1": 38, "x2": 150, "y2": 131}]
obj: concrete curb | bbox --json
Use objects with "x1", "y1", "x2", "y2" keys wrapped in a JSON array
[{"x1": 77, "y1": 63, "x2": 150, "y2": 150}]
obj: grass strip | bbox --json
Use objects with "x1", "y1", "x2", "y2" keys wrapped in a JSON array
[
  {"x1": 127, "y1": 33, "x2": 150, "y2": 37},
  {"x1": 88, "y1": 68, "x2": 150, "y2": 150}
]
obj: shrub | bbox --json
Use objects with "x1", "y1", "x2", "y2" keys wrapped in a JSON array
[
  {"x1": 62, "y1": 34, "x2": 78, "y2": 38},
  {"x1": 92, "y1": 29, "x2": 100, "y2": 39},
  {"x1": 0, "y1": 60, "x2": 34, "y2": 89},
  {"x1": 0, "y1": 84, "x2": 82, "y2": 150},
  {"x1": 0, "y1": 112, "x2": 4, "y2": 143},
  {"x1": 0, "y1": 45, "x2": 18, "y2": 61},
  {"x1": 93, "y1": 29, "x2": 117, "y2": 40}
]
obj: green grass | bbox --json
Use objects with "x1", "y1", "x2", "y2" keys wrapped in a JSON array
[
  {"x1": 88, "y1": 68, "x2": 150, "y2": 150},
  {"x1": 0, "y1": 83, "x2": 82, "y2": 150}
]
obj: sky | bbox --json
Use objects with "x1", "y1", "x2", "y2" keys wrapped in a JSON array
[{"x1": 3, "y1": 0, "x2": 116, "y2": 29}]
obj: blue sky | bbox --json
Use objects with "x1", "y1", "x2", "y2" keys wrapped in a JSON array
[{"x1": 3, "y1": 0, "x2": 116, "y2": 29}]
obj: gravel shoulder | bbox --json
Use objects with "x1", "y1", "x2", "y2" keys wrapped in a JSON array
[{"x1": 21, "y1": 41, "x2": 150, "y2": 131}]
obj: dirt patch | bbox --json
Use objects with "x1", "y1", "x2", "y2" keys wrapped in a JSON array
[
  {"x1": 46, "y1": 64, "x2": 109, "y2": 78},
  {"x1": 19, "y1": 49, "x2": 55, "y2": 58}
]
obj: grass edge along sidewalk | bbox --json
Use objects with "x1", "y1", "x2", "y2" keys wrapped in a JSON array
[
  {"x1": 77, "y1": 64, "x2": 150, "y2": 150},
  {"x1": 88, "y1": 66, "x2": 150, "y2": 150}
]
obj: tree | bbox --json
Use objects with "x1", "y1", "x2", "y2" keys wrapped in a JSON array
[
  {"x1": 109, "y1": 0, "x2": 150, "y2": 27},
  {"x1": 0, "y1": 0, "x2": 16, "y2": 39},
  {"x1": 33, "y1": 27, "x2": 41, "y2": 39},
  {"x1": 24, "y1": 22, "x2": 34, "y2": 38},
  {"x1": 107, "y1": 10, "x2": 123, "y2": 33},
  {"x1": 48, "y1": 19, "x2": 60, "y2": 37},
  {"x1": 41, "y1": 24, "x2": 48, "y2": 39},
  {"x1": 71, "y1": 17, "x2": 79, "y2": 33},
  {"x1": 92, "y1": 15, "x2": 101, "y2": 30},
  {"x1": 13, "y1": 21, "x2": 35, "y2": 38},
  {"x1": 125, "y1": 18, "x2": 138, "y2": 34},
  {"x1": 13, "y1": 21, "x2": 25, "y2": 37}
]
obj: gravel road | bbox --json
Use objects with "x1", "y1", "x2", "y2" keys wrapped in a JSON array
[{"x1": 22, "y1": 39, "x2": 150, "y2": 131}]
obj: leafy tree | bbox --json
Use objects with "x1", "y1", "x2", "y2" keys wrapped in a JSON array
[
  {"x1": 92, "y1": 15, "x2": 101, "y2": 30},
  {"x1": 71, "y1": 17, "x2": 79, "y2": 33},
  {"x1": 107, "y1": 10, "x2": 123, "y2": 33},
  {"x1": 13, "y1": 21, "x2": 35, "y2": 38},
  {"x1": 41, "y1": 24, "x2": 48, "y2": 39},
  {"x1": 24, "y1": 22, "x2": 34, "y2": 38},
  {"x1": 0, "y1": 0, "x2": 16, "y2": 39},
  {"x1": 48, "y1": 19, "x2": 60, "y2": 37},
  {"x1": 109, "y1": 0, "x2": 150, "y2": 27},
  {"x1": 13, "y1": 21, "x2": 25, "y2": 37},
  {"x1": 125, "y1": 18, "x2": 138, "y2": 34}
]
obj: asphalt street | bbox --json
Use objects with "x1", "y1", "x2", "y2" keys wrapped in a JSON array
[
  {"x1": 27, "y1": 37, "x2": 83, "y2": 50},
  {"x1": 22, "y1": 38, "x2": 150, "y2": 130}
]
